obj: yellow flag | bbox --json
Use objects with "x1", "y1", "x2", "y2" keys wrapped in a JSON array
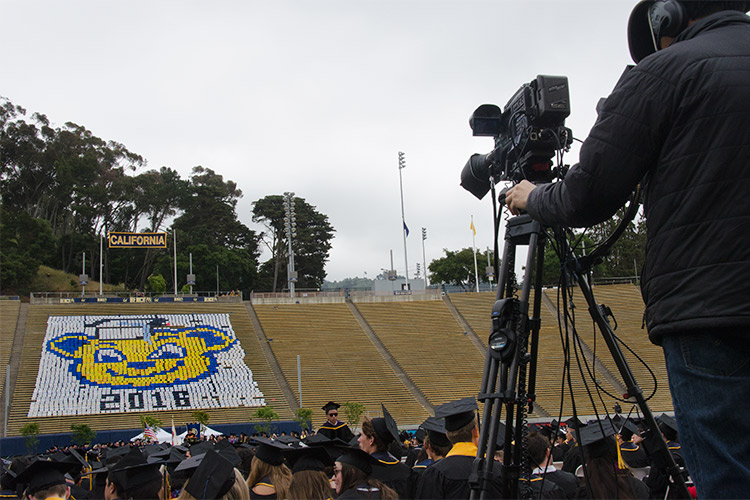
[{"x1": 470, "y1": 220, "x2": 476, "y2": 235}]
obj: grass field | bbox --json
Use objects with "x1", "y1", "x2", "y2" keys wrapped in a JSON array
[{"x1": 25, "y1": 266, "x2": 128, "y2": 294}]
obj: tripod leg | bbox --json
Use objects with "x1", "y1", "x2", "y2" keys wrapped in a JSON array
[{"x1": 576, "y1": 274, "x2": 691, "y2": 499}]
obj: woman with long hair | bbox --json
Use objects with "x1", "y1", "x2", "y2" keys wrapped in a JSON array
[
  {"x1": 579, "y1": 421, "x2": 650, "y2": 499},
  {"x1": 358, "y1": 407, "x2": 410, "y2": 498},
  {"x1": 334, "y1": 448, "x2": 397, "y2": 500},
  {"x1": 175, "y1": 450, "x2": 251, "y2": 500},
  {"x1": 283, "y1": 446, "x2": 336, "y2": 500},
  {"x1": 245, "y1": 438, "x2": 293, "y2": 499},
  {"x1": 178, "y1": 469, "x2": 251, "y2": 500}
]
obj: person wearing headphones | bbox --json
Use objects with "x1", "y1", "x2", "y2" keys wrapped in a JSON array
[{"x1": 505, "y1": 2, "x2": 750, "y2": 498}]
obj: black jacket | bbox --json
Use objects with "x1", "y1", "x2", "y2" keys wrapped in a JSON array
[{"x1": 527, "y1": 10, "x2": 750, "y2": 343}]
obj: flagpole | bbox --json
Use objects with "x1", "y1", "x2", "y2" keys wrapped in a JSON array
[
  {"x1": 471, "y1": 215, "x2": 479, "y2": 292},
  {"x1": 398, "y1": 152, "x2": 410, "y2": 291}
]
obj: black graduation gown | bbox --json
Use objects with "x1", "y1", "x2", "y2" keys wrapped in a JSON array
[
  {"x1": 561, "y1": 444, "x2": 582, "y2": 475},
  {"x1": 414, "y1": 443, "x2": 503, "y2": 499},
  {"x1": 338, "y1": 483, "x2": 387, "y2": 499},
  {"x1": 318, "y1": 420, "x2": 355, "y2": 442},
  {"x1": 405, "y1": 445, "x2": 423, "y2": 468},
  {"x1": 643, "y1": 440, "x2": 688, "y2": 499},
  {"x1": 370, "y1": 451, "x2": 410, "y2": 499},
  {"x1": 619, "y1": 441, "x2": 650, "y2": 468},
  {"x1": 249, "y1": 474, "x2": 277, "y2": 500},
  {"x1": 408, "y1": 458, "x2": 434, "y2": 498},
  {"x1": 522, "y1": 474, "x2": 567, "y2": 500},
  {"x1": 539, "y1": 469, "x2": 580, "y2": 500}
]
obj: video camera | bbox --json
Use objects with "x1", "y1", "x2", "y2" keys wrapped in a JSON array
[{"x1": 460, "y1": 75, "x2": 573, "y2": 199}]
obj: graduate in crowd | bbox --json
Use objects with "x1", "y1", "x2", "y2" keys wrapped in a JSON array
[
  {"x1": 245, "y1": 438, "x2": 292, "y2": 500},
  {"x1": 334, "y1": 447, "x2": 397, "y2": 500},
  {"x1": 358, "y1": 405, "x2": 410, "y2": 499},
  {"x1": 614, "y1": 418, "x2": 649, "y2": 469},
  {"x1": 643, "y1": 414, "x2": 688, "y2": 499},
  {"x1": 9, "y1": 460, "x2": 76, "y2": 500},
  {"x1": 577, "y1": 421, "x2": 650, "y2": 500},
  {"x1": 414, "y1": 397, "x2": 503, "y2": 499},
  {"x1": 283, "y1": 446, "x2": 336, "y2": 500},
  {"x1": 409, "y1": 417, "x2": 451, "y2": 498},
  {"x1": 175, "y1": 449, "x2": 250, "y2": 500},
  {"x1": 318, "y1": 402, "x2": 355, "y2": 443},
  {"x1": 525, "y1": 431, "x2": 579, "y2": 499}
]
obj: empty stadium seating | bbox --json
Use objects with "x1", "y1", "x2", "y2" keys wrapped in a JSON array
[
  {"x1": 252, "y1": 302, "x2": 430, "y2": 426},
  {"x1": 2, "y1": 286, "x2": 673, "y2": 438}
]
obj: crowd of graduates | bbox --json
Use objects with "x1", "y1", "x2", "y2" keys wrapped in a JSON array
[{"x1": 1, "y1": 399, "x2": 692, "y2": 500}]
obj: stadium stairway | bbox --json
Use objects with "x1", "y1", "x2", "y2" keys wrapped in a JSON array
[
  {"x1": 447, "y1": 290, "x2": 628, "y2": 419},
  {"x1": 252, "y1": 302, "x2": 431, "y2": 427},
  {"x1": 546, "y1": 284, "x2": 674, "y2": 413},
  {"x1": 353, "y1": 299, "x2": 494, "y2": 414},
  {"x1": 0, "y1": 300, "x2": 25, "y2": 435},
  {"x1": 5, "y1": 303, "x2": 294, "y2": 437}
]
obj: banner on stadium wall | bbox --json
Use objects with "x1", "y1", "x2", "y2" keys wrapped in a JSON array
[
  {"x1": 108, "y1": 232, "x2": 167, "y2": 248},
  {"x1": 28, "y1": 314, "x2": 265, "y2": 417}
]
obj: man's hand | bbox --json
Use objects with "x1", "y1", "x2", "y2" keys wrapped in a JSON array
[{"x1": 505, "y1": 180, "x2": 536, "y2": 215}]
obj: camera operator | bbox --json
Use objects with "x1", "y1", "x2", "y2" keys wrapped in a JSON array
[{"x1": 505, "y1": 1, "x2": 750, "y2": 497}]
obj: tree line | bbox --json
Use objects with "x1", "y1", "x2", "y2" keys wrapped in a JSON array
[
  {"x1": 1, "y1": 97, "x2": 334, "y2": 295},
  {"x1": 428, "y1": 209, "x2": 646, "y2": 292}
]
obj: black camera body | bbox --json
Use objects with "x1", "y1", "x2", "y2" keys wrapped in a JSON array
[{"x1": 461, "y1": 75, "x2": 573, "y2": 199}]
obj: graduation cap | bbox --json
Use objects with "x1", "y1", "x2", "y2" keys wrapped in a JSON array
[
  {"x1": 303, "y1": 434, "x2": 348, "y2": 461},
  {"x1": 52, "y1": 451, "x2": 88, "y2": 480},
  {"x1": 165, "y1": 447, "x2": 188, "y2": 471},
  {"x1": 347, "y1": 435, "x2": 360, "y2": 448},
  {"x1": 612, "y1": 415, "x2": 640, "y2": 440},
  {"x1": 0, "y1": 467, "x2": 16, "y2": 491},
  {"x1": 189, "y1": 441, "x2": 214, "y2": 457},
  {"x1": 435, "y1": 397, "x2": 478, "y2": 432},
  {"x1": 578, "y1": 420, "x2": 618, "y2": 459},
  {"x1": 657, "y1": 414, "x2": 678, "y2": 433},
  {"x1": 564, "y1": 416, "x2": 586, "y2": 430},
  {"x1": 420, "y1": 417, "x2": 451, "y2": 448},
  {"x1": 335, "y1": 446, "x2": 381, "y2": 476},
  {"x1": 284, "y1": 446, "x2": 334, "y2": 473},
  {"x1": 108, "y1": 448, "x2": 163, "y2": 493},
  {"x1": 11, "y1": 459, "x2": 77, "y2": 496},
  {"x1": 322, "y1": 401, "x2": 341, "y2": 413},
  {"x1": 143, "y1": 443, "x2": 171, "y2": 459},
  {"x1": 495, "y1": 422, "x2": 512, "y2": 449},
  {"x1": 214, "y1": 439, "x2": 242, "y2": 467},
  {"x1": 274, "y1": 435, "x2": 302, "y2": 448},
  {"x1": 181, "y1": 450, "x2": 236, "y2": 500},
  {"x1": 250, "y1": 437, "x2": 287, "y2": 466},
  {"x1": 103, "y1": 445, "x2": 133, "y2": 466},
  {"x1": 657, "y1": 414, "x2": 679, "y2": 440},
  {"x1": 414, "y1": 428, "x2": 425, "y2": 444},
  {"x1": 370, "y1": 404, "x2": 400, "y2": 445}
]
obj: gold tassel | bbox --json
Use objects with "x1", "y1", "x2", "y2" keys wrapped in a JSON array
[{"x1": 616, "y1": 441, "x2": 628, "y2": 470}]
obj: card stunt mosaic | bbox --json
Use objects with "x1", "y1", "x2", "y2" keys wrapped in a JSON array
[{"x1": 28, "y1": 314, "x2": 265, "y2": 417}]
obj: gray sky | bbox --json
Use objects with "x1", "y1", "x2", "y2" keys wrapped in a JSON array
[{"x1": 2, "y1": 0, "x2": 637, "y2": 282}]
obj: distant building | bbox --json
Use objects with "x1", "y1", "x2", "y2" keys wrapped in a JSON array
[{"x1": 373, "y1": 278, "x2": 426, "y2": 296}]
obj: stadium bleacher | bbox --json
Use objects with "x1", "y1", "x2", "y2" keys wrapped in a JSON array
[
  {"x1": 1, "y1": 286, "x2": 674, "y2": 438},
  {"x1": 550, "y1": 284, "x2": 674, "y2": 412},
  {"x1": 252, "y1": 302, "x2": 430, "y2": 426}
]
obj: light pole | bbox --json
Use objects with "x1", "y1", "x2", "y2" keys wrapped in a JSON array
[
  {"x1": 398, "y1": 152, "x2": 410, "y2": 291},
  {"x1": 283, "y1": 192, "x2": 298, "y2": 298},
  {"x1": 421, "y1": 227, "x2": 429, "y2": 286}
]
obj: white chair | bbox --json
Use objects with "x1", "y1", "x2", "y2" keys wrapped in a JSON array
[{"x1": 631, "y1": 466, "x2": 650, "y2": 481}]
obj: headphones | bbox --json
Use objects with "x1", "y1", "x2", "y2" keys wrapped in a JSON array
[{"x1": 648, "y1": 0, "x2": 688, "y2": 42}]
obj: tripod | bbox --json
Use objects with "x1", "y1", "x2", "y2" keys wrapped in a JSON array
[{"x1": 468, "y1": 213, "x2": 690, "y2": 499}]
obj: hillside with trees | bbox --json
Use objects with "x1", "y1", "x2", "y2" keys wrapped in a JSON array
[{"x1": 0, "y1": 98, "x2": 334, "y2": 295}]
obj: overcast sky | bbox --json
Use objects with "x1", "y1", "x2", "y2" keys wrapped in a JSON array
[{"x1": 3, "y1": 0, "x2": 638, "y2": 282}]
